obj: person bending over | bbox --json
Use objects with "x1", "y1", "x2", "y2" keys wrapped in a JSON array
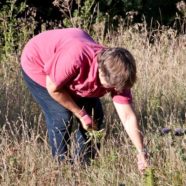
[{"x1": 21, "y1": 27, "x2": 148, "y2": 173}]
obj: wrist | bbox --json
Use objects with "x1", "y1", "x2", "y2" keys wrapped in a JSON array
[
  {"x1": 78, "y1": 109, "x2": 87, "y2": 118},
  {"x1": 75, "y1": 108, "x2": 87, "y2": 118}
]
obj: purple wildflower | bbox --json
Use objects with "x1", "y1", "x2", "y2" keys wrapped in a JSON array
[
  {"x1": 161, "y1": 128, "x2": 171, "y2": 135},
  {"x1": 174, "y1": 128, "x2": 184, "y2": 136}
]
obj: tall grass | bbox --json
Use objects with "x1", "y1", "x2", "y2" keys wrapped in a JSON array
[{"x1": 0, "y1": 8, "x2": 186, "y2": 186}]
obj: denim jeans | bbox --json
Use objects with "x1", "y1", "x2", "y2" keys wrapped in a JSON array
[{"x1": 22, "y1": 69, "x2": 104, "y2": 163}]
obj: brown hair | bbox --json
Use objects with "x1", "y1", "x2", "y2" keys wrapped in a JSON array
[{"x1": 97, "y1": 47, "x2": 137, "y2": 92}]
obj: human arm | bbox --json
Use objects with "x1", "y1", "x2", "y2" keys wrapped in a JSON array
[
  {"x1": 113, "y1": 102, "x2": 149, "y2": 173},
  {"x1": 46, "y1": 75, "x2": 96, "y2": 130}
]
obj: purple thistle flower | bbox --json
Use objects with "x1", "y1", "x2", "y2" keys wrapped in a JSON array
[
  {"x1": 174, "y1": 128, "x2": 184, "y2": 136},
  {"x1": 161, "y1": 128, "x2": 171, "y2": 134}
]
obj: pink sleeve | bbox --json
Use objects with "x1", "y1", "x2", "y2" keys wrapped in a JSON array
[
  {"x1": 111, "y1": 89, "x2": 132, "y2": 104},
  {"x1": 43, "y1": 49, "x2": 81, "y2": 88}
]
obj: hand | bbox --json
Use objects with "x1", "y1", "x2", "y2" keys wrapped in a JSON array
[
  {"x1": 78, "y1": 109, "x2": 97, "y2": 131},
  {"x1": 137, "y1": 152, "x2": 149, "y2": 174},
  {"x1": 80, "y1": 114, "x2": 97, "y2": 131}
]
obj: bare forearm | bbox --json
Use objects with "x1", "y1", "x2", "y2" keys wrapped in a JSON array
[
  {"x1": 49, "y1": 89, "x2": 81, "y2": 117},
  {"x1": 123, "y1": 116, "x2": 144, "y2": 152},
  {"x1": 114, "y1": 102, "x2": 145, "y2": 152},
  {"x1": 46, "y1": 75, "x2": 82, "y2": 118},
  {"x1": 46, "y1": 75, "x2": 96, "y2": 130}
]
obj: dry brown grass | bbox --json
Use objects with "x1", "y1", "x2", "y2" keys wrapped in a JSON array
[{"x1": 0, "y1": 23, "x2": 186, "y2": 185}]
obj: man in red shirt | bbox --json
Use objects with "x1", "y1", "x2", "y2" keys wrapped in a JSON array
[{"x1": 21, "y1": 28, "x2": 148, "y2": 173}]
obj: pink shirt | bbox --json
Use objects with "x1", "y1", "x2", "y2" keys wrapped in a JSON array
[{"x1": 21, "y1": 28, "x2": 132, "y2": 104}]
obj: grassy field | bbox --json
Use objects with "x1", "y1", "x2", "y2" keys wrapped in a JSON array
[{"x1": 0, "y1": 15, "x2": 186, "y2": 186}]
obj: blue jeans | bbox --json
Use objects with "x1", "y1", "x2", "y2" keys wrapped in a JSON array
[{"x1": 22, "y1": 69, "x2": 104, "y2": 163}]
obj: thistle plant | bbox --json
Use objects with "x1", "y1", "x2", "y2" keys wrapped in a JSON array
[
  {"x1": 143, "y1": 167, "x2": 156, "y2": 186},
  {"x1": 85, "y1": 129, "x2": 105, "y2": 144}
]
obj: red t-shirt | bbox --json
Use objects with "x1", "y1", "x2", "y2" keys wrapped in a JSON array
[{"x1": 21, "y1": 28, "x2": 132, "y2": 104}]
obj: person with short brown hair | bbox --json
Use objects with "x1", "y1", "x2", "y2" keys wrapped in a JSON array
[
  {"x1": 21, "y1": 27, "x2": 148, "y2": 173},
  {"x1": 98, "y1": 47, "x2": 137, "y2": 91}
]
